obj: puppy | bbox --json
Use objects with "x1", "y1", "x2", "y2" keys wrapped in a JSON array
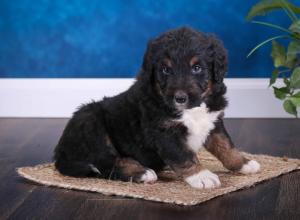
[{"x1": 54, "y1": 27, "x2": 260, "y2": 189}]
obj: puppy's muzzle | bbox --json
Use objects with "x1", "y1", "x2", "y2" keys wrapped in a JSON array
[{"x1": 174, "y1": 91, "x2": 188, "y2": 104}]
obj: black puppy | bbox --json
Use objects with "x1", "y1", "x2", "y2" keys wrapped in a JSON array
[{"x1": 54, "y1": 27, "x2": 260, "y2": 189}]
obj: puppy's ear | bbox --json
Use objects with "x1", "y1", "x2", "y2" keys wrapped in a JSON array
[
  {"x1": 142, "y1": 40, "x2": 154, "y2": 72},
  {"x1": 137, "y1": 40, "x2": 155, "y2": 82},
  {"x1": 208, "y1": 35, "x2": 228, "y2": 83}
]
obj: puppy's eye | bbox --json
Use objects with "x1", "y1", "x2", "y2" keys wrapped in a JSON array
[
  {"x1": 191, "y1": 65, "x2": 202, "y2": 74},
  {"x1": 162, "y1": 66, "x2": 171, "y2": 75}
]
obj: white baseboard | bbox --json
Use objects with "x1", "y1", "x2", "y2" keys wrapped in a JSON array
[{"x1": 0, "y1": 78, "x2": 291, "y2": 118}]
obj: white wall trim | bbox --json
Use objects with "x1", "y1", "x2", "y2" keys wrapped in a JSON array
[{"x1": 0, "y1": 78, "x2": 291, "y2": 118}]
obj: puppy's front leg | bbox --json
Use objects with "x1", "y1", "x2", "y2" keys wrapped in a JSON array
[
  {"x1": 156, "y1": 135, "x2": 220, "y2": 189},
  {"x1": 205, "y1": 120, "x2": 260, "y2": 174}
]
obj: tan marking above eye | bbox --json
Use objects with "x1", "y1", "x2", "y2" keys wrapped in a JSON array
[{"x1": 189, "y1": 56, "x2": 199, "y2": 66}]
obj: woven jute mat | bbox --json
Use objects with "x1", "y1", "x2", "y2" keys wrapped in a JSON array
[{"x1": 17, "y1": 151, "x2": 300, "y2": 206}]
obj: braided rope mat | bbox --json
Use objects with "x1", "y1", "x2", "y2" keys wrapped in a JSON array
[{"x1": 17, "y1": 151, "x2": 300, "y2": 206}]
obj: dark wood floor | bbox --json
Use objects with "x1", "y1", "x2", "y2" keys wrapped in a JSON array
[{"x1": 0, "y1": 118, "x2": 299, "y2": 220}]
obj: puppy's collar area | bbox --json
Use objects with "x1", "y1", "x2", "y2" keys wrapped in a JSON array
[{"x1": 175, "y1": 103, "x2": 223, "y2": 153}]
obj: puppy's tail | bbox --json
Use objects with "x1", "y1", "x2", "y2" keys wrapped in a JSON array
[{"x1": 55, "y1": 159, "x2": 102, "y2": 177}]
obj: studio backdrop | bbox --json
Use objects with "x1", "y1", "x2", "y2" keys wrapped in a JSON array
[{"x1": 0, "y1": 0, "x2": 293, "y2": 117}]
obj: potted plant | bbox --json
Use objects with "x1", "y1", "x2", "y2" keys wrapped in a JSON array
[{"x1": 246, "y1": 0, "x2": 300, "y2": 117}]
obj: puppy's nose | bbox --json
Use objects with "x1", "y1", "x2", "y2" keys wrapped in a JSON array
[{"x1": 174, "y1": 91, "x2": 188, "y2": 104}]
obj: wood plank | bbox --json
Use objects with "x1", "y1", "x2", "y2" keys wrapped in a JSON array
[
  {"x1": 0, "y1": 119, "x2": 42, "y2": 219},
  {"x1": 274, "y1": 171, "x2": 300, "y2": 218},
  {"x1": 0, "y1": 118, "x2": 299, "y2": 220},
  {"x1": 0, "y1": 119, "x2": 68, "y2": 219},
  {"x1": 225, "y1": 119, "x2": 300, "y2": 157}
]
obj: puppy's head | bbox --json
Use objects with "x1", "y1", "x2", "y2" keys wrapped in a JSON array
[{"x1": 139, "y1": 27, "x2": 227, "y2": 111}]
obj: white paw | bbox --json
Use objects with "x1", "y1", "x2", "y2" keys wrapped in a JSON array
[
  {"x1": 140, "y1": 169, "x2": 158, "y2": 183},
  {"x1": 239, "y1": 160, "x2": 261, "y2": 174},
  {"x1": 184, "y1": 169, "x2": 221, "y2": 189}
]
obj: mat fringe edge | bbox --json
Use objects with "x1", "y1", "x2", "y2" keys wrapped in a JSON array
[{"x1": 17, "y1": 162, "x2": 300, "y2": 206}]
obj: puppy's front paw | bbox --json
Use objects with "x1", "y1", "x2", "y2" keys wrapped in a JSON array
[
  {"x1": 239, "y1": 160, "x2": 261, "y2": 174},
  {"x1": 140, "y1": 169, "x2": 158, "y2": 183},
  {"x1": 184, "y1": 169, "x2": 221, "y2": 189}
]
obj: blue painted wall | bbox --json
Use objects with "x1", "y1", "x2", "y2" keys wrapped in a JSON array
[{"x1": 0, "y1": 0, "x2": 292, "y2": 78}]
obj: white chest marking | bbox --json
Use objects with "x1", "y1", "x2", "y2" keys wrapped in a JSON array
[{"x1": 176, "y1": 103, "x2": 222, "y2": 153}]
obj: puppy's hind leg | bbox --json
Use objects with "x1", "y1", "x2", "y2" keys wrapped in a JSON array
[
  {"x1": 57, "y1": 139, "x2": 159, "y2": 183},
  {"x1": 54, "y1": 133, "x2": 119, "y2": 178},
  {"x1": 55, "y1": 158, "x2": 102, "y2": 177},
  {"x1": 110, "y1": 158, "x2": 158, "y2": 183}
]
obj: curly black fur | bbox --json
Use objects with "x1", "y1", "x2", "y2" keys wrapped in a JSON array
[{"x1": 54, "y1": 27, "x2": 233, "y2": 182}]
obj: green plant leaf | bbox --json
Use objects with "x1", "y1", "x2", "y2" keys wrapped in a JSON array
[
  {"x1": 280, "y1": 0, "x2": 298, "y2": 22},
  {"x1": 269, "y1": 69, "x2": 279, "y2": 86},
  {"x1": 290, "y1": 91, "x2": 300, "y2": 106},
  {"x1": 292, "y1": 33, "x2": 300, "y2": 40},
  {"x1": 246, "y1": 0, "x2": 300, "y2": 21},
  {"x1": 284, "y1": 77, "x2": 291, "y2": 87},
  {"x1": 283, "y1": 99, "x2": 297, "y2": 116},
  {"x1": 292, "y1": 91, "x2": 300, "y2": 97},
  {"x1": 289, "y1": 20, "x2": 300, "y2": 34},
  {"x1": 286, "y1": 40, "x2": 300, "y2": 65},
  {"x1": 271, "y1": 40, "x2": 286, "y2": 67},
  {"x1": 273, "y1": 86, "x2": 290, "y2": 99},
  {"x1": 290, "y1": 97, "x2": 300, "y2": 106},
  {"x1": 291, "y1": 67, "x2": 300, "y2": 88},
  {"x1": 247, "y1": 35, "x2": 288, "y2": 58},
  {"x1": 251, "y1": 20, "x2": 292, "y2": 33}
]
